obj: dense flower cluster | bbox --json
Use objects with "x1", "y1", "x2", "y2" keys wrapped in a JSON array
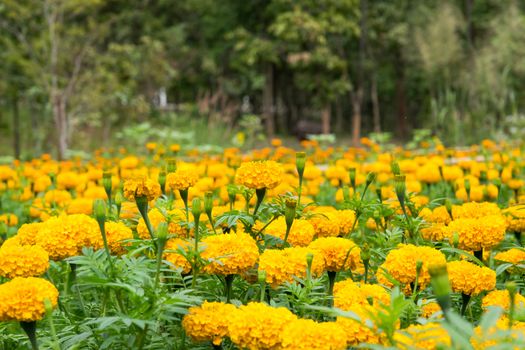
[
  {"x1": 280, "y1": 319, "x2": 347, "y2": 350},
  {"x1": 504, "y1": 204, "x2": 525, "y2": 232},
  {"x1": 0, "y1": 242, "x2": 49, "y2": 278},
  {"x1": 258, "y1": 217, "x2": 315, "y2": 246},
  {"x1": 0, "y1": 277, "x2": 58, "y2": 322},
  {"x1": 182, "y1": 301, "x2": 237, "y2": 345},
  {"x1": 166, "y1": 168, "x2": 199, "y2": 191},
  {"x1": 104, "y1": 221, "x2": 134, "y2": 255},
  {"x1": 235, "y1": 160, "x2": 283, "y2": 189},
  {"x1": 308, "y1": 237, "x2": 361, "y2": 272},
  {"x1": 447, "y1": 260, "x2": 496, "y2": 295},
  {"x1": 123, "y1": 176, "x2": 161, "y2": 201},
  {"x1": 258, "y1": 247, "x2": 325, "y2": 287},
  {"x1": 446, "y1": 215, "x2": 507, "y2": 251},
  {"x1": 201, "y1": 232, "x2": 259, "y2": 275},
  {"x1": 377, "y1": 244, "x2": 446, "y2": 290}
]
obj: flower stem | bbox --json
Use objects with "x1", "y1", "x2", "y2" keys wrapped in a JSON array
[
  {"x1": 327, "y1": 271, "x2": 337, "y2": 307},
  {"x1": 461, "y1": 293, "x2": 471, "y2": 316},
  {"x1": 253, "y1": 188, "x2": 266, "y2": 216},
  {"x1": 20, "y1": 321, "x2": 38, "y2": 350},
  {"x1": 225, "y1": 274, "x2": 235, "y2": 303}
]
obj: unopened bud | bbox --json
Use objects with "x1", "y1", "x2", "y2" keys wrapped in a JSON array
[
  {"x1": 416, "y1": 260, "x2": 423, "y2": 274},
  {"x1": 158, "y1": 170, "x2": 167, "y2": 193},
  {"x1": 366, "y1": 172, "x2": 377, "y2": 186},
  {"x1": 102, "y1": 172, "x2": 112, "y2": 198},
  {"x1": 296, "y1": 152, "x2": 306, "y2": 179},
  {"x1": 156, "y1": 222, "x2": 169, "y2": 242},
  {"x1": 391, "y1": 161, "x2": 400, "y2": 176},
  {"x1": 306, "y1": 252, "x2": 314, "y2": 271},
  {"x1": 93, "y1": 199, "x2": 106, "y2": 222},
  {"x1": 44, "y1": 298, "x2": 54, "y2": 315},
  {"x1": 285, "y1": 198, "x2": 297, "y2": 229},
  {"x1": 258, "y1": 270, "x2": 267, "y2": 284},
  {"x1": 192, "y1": 198, "x2": 202, "y2": 219},
  {"x1": 204, "y1": 192, "x2": 214, "y2": 217},
  {"x1": 167, "y1": 158, "x2": 177, "y2": 174},
  {"x1": 394, "y1": 175, "x2": 406, "y2": 205},
  {"x1": 349, "y1": 168, "x2": 357, "y2": 188}
]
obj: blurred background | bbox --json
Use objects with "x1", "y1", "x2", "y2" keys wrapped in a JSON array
[{"x1": 1, "y1": 0, "x2": 525, "y2": 159}]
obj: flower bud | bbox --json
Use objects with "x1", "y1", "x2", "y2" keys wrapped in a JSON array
[
  {"x1": 102, "y1": 171, "x2": 112, "y2": 198},
  {"x1": 306, "y1": 252, "x2": 314, "y2": 271},
  {"x1": 360, "y1": 243, "x2": 371, "y2": 262},
  {"x1": 93, "y1": 199, "x2": 106, "y2": 222},
  {"x1": 391, "y1": 161, "x2": 400, "y2": 176},
  {"x1": 156, "y1": 222, "x2": 169, "y2": 242},
  {"x1": 204, "y1": 192, "x2": 214, "y2": 217},
  {"x1": 158, "y1": 170, "x2": 167, "y2": 194},
  {"x1": 296, "y1": 152, "x2": 306, "y2": 179},
  {"x1": 464, "y1": 178, "x2": 471, "y2": 195},
  {"x1": 192, "y1": 198, "x2": 202, "y2": 220},
  {"x1": 284, "y1": 198, "x2": 297, "y2": 230},
  {"x1": 366, "y1": 172, "x2": 377, "y2": 186},
  {"x1": 452, "y1": 232, "x2": 459, "y2": 248},
  {"x1": 227, "y1": 185, "x2": 237, "y2": 205},
  {"x1": 167, "y1": 158, "x2": 177, "y2": 174},
  {"x1": 416, "y1": 260, "x2": 423, "y2": 275},
  {"x1": 394, "y1": 175, "x2": 406, "y2": 205},
  {"x1": 429, "y1": 264, "x2": 452, "y2": 314},
  {"x1": 258, "y1": 270, "x2": 267, "y2": 284},
  {"x1": 44, "y1": 298, "x2": 54, "y2": 315},
  {"x1": 349, "y1": 168, "x2": 357, "y2": 189},
  {"x1": 480, "y1": 170, "x2": 487, "y2": 184}
]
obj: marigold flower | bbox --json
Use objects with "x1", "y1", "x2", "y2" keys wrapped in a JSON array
[
  {"x1": 0, "y1": 243, "x2": 49, "y2": 279},
  {"x1": 309, "y1": 212, "x2": 341, "y2": 238},
  {"x1": 201, "y1": 232, "x2": 259, "y2": 275},
  {"x1": 119, "y1": 156, "x2": 139, "y2": 169},
  {"x1": 104, "y1": 222, "x2": 133, "y2": 255},
  {"x1": 446, "y1": 215, "x2": 507, "y2": 251},
  {"x1": 0, "y1": 277, "x2": 58, "y2": 322},
  {"x1": 504, "y1": 204, "x2": 525, "y2": 232},
  {"x1": 123, "y1": 176, "x2": 161, "y2": 202},
  {"x1": 471, "y1": 318, "x2": 525, "y2": 349},
  {"x1": 164, "y1": 238, "x2": 192, "y2": 273},
  {"x1": 166, "y1": 168, "x2": 199, "y2": 191},
  {"x1": 308, "y1": 237, "x2": 361, "y2": 272},
  {"x1": 280, "y1": 319, "x2": 347, "y2": 350},
  {"x1": 15, "y1": 223, "x2": 43, "y2": 246},
  {"x1": 334, "y1": 279, "x2": 390, "y2": 311},
  {"x1": 228, "y1": 302, "x2": 297, "y2": 350},
  {"x1": 421, "y1": 301, "x2": 442, "y2": 318},
  {"x1": 56, "y1": 171, "x2": 81, "y2": 190},
  {"x1": 44, "y1": 189, "x2": 72, "y2": 207},
  {"x1": 0, "y1": 214, "x2": 18, "y2": 227},
  {"x1": 258, "y1": 217, "x2": 315, "y2": 247},
  {"x1": 182, "y1": 301, "x2": 237, "y2": 345},
  {"x1": 482, "y1": 289, "x2": 525, "y2": 312},
  {"x1": 235, "y1": 161, "x2": 283, "y2": 189},
  {"x1": 258, "y1": 247, "x2": 324, "y2": 287},
  {"x1": 451, "y1": 201, "x2": 501, "y2": 219},
  {"x1": 416, "y1": 163, "x2": 442, "y2": 184},
  {"x1": 394, "y1": 323, "x2": 451, "y2": 349},
  {"x1": 494, "y1": 248, "x2": 525, "y2": 266},
  {"x1": 446, "y1": 260, "x2": 495, "y2": 296},
  {"x1": 377, "y1": 244, "x2": 446, "y2": 291},
  {"x1": 66, "y1": 198, "x2": 94, "y2": 215}
]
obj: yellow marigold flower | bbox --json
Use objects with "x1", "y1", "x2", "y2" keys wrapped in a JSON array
[
  {"x1": 442, "y1": 165, "x2": 463, "y2": 181},
  {"x1": 201, "y1": 232, "x2": 259, "y2": 275},
  {"x1": 504, "y1": 205, "x2": 525, "y2": 232},
  {"x1": 494, "y1": 248, "x2": 525, "y2": 266},
  {"x1": 83, "y1": 186, "x2": 108, "y2": 200},
  {"x1": 419, "y1": 206, "x2": 451, "y2": 225},
  {"x1": 421, "y1": 301, "x2": 442, "y2": 318},
  {"x1": 0, "y1": 277, "x2": 58, "y2": 322},
  {"x1": 451, "y1": 202, "x2": 501, "y2": 219},
  {"x1": 119, "y1": 201, "x2": 139, "y2": 219},
  {"x1": 416, "y1": 163, "x2": 442, "y2": 184},
  {"x1": 145, "y1": 142, "x2": 157, "y2": 151},
  {"x1": 394, "y1": 323, "x2": 451, "y2": 349},
  {"x1": 0, "y1": 243, "x2": 49, "y2": 278},
  {"x1": 16, "y1": 223, "x2": 43, "y2": 246},
  {"x1": 228, "y1": 302, "x2": 297, "y2": 350},
  {"x1": 105, "y1": 222, "x2": 133, "y2": 255},
  {"x1": 66, "y1": 198, "x2": 94, "y2": 215},
  {"x1": 235, "y1": 160, "x2": 283, "y2": 189},
  {"x1": 334, "y1": 279, "x2": 390, "y2": 311},
  {"x1": 335, "y1": 210, "x2": 356, "y2": 235},
  {"x1": 34, "y1": 215, "x2": 101, "y2": 260},
  {"x1": 166, "y1": 168, "x2": 199, "y2": 191},
  {"x1": 482, "y1": 290, "x2": 525, "y2": 312},
  {"x1": 421, "y1": 223, "x2": 450, "y2": 242},
  {"x1": 119, "y1": 156, "x2": 139, "y2": 169},
  {"x1": 377, "y1": 244, "x2": 446, "y2": 290},
  {"x1": 280, "y1": 319, "x2": 347, "y2": 350},
  {"x1": 336, "y1": 307, "x2": 384, "y2": 347},
  {"x1": 164, "y1": 238, "x2": 192, "y2": 273},
  {"x1": 56, "y1": 171, "x2": 81, "y2": 190},
  {"x1": 446, "y1": 215, "x2": 507, "y2": 251},
  {"x1": 182, "y1": 301, "x2": 237, "y2": 346},
  {"x1": 44, "y1": 189, "x2": 72, "y2": 207},
  {"x1": 258, "y1": 247, "x2": 325, "y2": 288},
  {"x1": 0, "y1": 214, "x2": 18, "y2": 227},
  {"x1": 137, "y1": 208, "x2": 166, "y2": 240},
  {"x1": 0, "y1": 165, "x2": 16, "y2": 181},
  {"x1": 123, "y1": 176, "x2": 161, "y2": 202},
  {"x1": 33, "y1": 175, "x2": 52, "y2": 193},
  {"x1": 309, "y1": 212, "x2": 341, "y2": 238},
  {"x1": 447, "y1": 260, "x2": 495, "y2": 296},
  {"x1": 471, "y1": 318, "x2": 525, "y2": 349},
  {"x1": 308, "y1": 237, "x2": 361, "y2": 272},
  {"x1": 259, "y1": 217, "x2": 315, "y2": 247}
]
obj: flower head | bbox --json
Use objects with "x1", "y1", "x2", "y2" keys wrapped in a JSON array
[
  {"x1": 201, "y1": 232, "x2": 259, "y2": 275},
  {"x1": 447, "y1": 260, "x2": 496, "y2": 296},
  {"x1": 446, "y1": 215, "x2": 507, "y2": 251},
  {"x1": 182, "y1": 301, "x2": 237, "y2": 345},
  {"x1": 280, "y1": 319, "x2": 347, "y2": 350},
  {"x1": 0, "y1": 243, "x2": 49, "y2": 279},
  {"x1": 235, "y1": 161, "x2": 283, "y2": 189},
  {"x1": 308, "y1": 237, "x2": 361, "y2": 272},
  {"x1": 123, "y1": 176, "x2": 161, "y2": 202},
  {"x1": 166, "y1": 168, "x2": 199, "y2": 191}
]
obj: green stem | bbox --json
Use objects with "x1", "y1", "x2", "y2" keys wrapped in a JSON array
[
  {"x1": 20, "y1": 321, "x2": 38, "y2": 350},
  {"x1": 327, "y1": 271, "x2": 337, "y2": 307},
  {"x1": 225, "y1": 274, "x2": 235, "y2": 303},
  {"x1": 253, "y1": 188, "x2": 266, "y2": 216},
  {"x1": 461, "y1": 293, "x2": 471, "y2": 316}
]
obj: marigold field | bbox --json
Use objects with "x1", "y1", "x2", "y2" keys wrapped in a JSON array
[{"x1": 0, "y1": 138, "x2": 524, "y2": 349}]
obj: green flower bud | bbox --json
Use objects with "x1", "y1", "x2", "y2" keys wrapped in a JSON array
[
  {"x1": 102, "y1": 172, "x2": 112, "y2": 198},
  {"x1": 366, "y1": 172, "x2": 377, "y2": 186},
  {"x1": 416, "y1": 260, "x2": 423, "y2": 275},
  {"x1": 284, "y1": 198, "x2": 297, "y2": 230},
  {"x1": 258, "y1": 270, "x2": 267, "y2": 284},
  {"x1": 158, "y1": 170, "x2": 167, "y2": 193},
  {"x1": 167, "y1": 158, "x2": 177, "y2": 174},
  {"x1": 394, "y1": 174, "x2": 406, "y2": 205},
  {"x1": 156, "y1": 222, "x2": 169, "y2": 242},
  {"x1": 296, "y1": 152, "x2": 306, "y2": 179},
  {"x1": 192, "y1": 198, "x2": 202, "y2": 220},
  {"x1": 342, "y1": 186, "x2": 351, "y2": 202},
  {"x1": 93, "y1": 199, "x2": 106, "y2": 223},
  {"x1": 306, "y1": 252, "x2": 314, "y2": 271},
  {"x1": 204, "y1": 192, "x2": 214, "y2": 217},
  {"x1": 429, "y1": 264, "x2": 452, "y2": 314},
  {"x1": 391, "y1": 161, "x2": 401, "y2": 176},
  {"x1": 44, "y1": 298, "x2": 54, "y2": 315},
  {"x1": 349, "y1": 167, "x2": 357, "y2": 188}
]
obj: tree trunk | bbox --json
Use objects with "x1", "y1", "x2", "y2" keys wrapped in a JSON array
[
  {"x1": 321, "y1": 105, "x2": 331, "y2": 134},
  {"x1": 335, "y1": 99, "x2": 344, "y2": 133},
  {"x1": 262, "y1": 64, "x2": 275, "y2": 138},
  {"x1": 371, "y1": 75, "x2": 381, "y2": 133},
  {"x1": 351, "y1": 89, "x2": 363, "y2": 146},
  {"x1": 53, "y1": 94, "x2": 68, "y2": 160},
  {"x1": 12, "y1": 91, "x2": 21, "y2": 159},
  {"x1": 395, "y1": 67, "x2": 408, "y2": 140}
]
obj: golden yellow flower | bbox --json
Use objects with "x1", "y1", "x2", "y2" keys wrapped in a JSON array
[
  {"x1": 447, "y1": 260, "x2": 495, "y2": 296},
  {"x1": 504, "y1": 204, "x2": 525, "y2": 232},
  {"x1": 0, "y1": 243, "x2": 49, "y2": 279},
  {"x1": 377, "y1": 244, "x2": 446, "y2": 291},
  {"x1": 235, "y1": 160, "x2": 283, "y2": 189},
  {"x1": 471, "y1": 318, "x2": 525, "y2": 349},
  {"x1": 482, "y1": 290, "x2": 525, "y2": 312},
  {"x1": 66, "y1": 198, "x2": 94, "y2": 215},
  {"x1": 258, "y1": 247, "x2": 325, "y2": 288},
  {"x1": 394, "y1": 323, "x2": 451, "y2": 349},
  {"x1": 0, "y1": 214, "x2": 18, "y2": 227},
  {"x1": 164, "y1": 238, "x2": 192, "y2": 273},
  {"x1": 308, "y1": 237, "x2": 361, "y2": 272},
  {"x1": 336, "y1": 307, "x2": 384, "y2": 347},
  {"x1": 259, "y1": 217, "x2": 315, "y2": 247},
  {"x1": 123, "y1": 176, "x2": 161, "y2": 202},
  {"x1": 0, "y1": 277, "x2": 58, "y2": 322},
  {"x1": 182, "y1": 301, "x2": 237, "y2": 345},
  {"x1": 44, "y1": 189, "x2": 72, "y2": 207},
  {"x1": 56, "y1": 171, "x2": 81, "y2": 190},
  {"x1": 201, "y1": 232, "x2": 259, "y2": 275},
  {"x1": 227, "y1": 302, "x2": 297, "y2": 350},
  {"x1": 166, "y1": 168, "x2": 199, "y2": 191},
  {"x1": 421, "y1": 301, "x2": 442, "y2": 318},
  {"x1": 280, "y1": 319, "x2": 347, "y2": 350},
  {"x1": 15, "y1": 223, "x2": 43, "y2": 246},
  {"x1": 446, "y1": 215, "x2": 507, "y2": 251},
  {"x1": 104, "y1": 221, "x2": 133, "y2": 255},
  {"x1": 309, "y1": 212, "x2": 341, "y2": 238},
  {"x1": 451, "y1": 202, "x2": 501, "y2": 219},
  {"x1": 119, "y1": 156, "x2": 139, "y2": 169},
  {"x1": 334, "y1": 279, "x2": 390, "y2": 311},
  {"x1": 494, "y1": 248, "x2": 525, "y2": 266},
  {"x1": 416, "y1": 163, "x2": 442, "y2": 184}
]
